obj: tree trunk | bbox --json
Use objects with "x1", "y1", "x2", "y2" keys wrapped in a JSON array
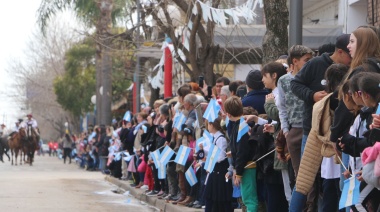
[
  {"x1": 97, "y1": 0, "x2": 113, "y2": 125},
  {"x1": 95, "y1": 45, "x2": 102, "y2": 125},
  {"x1": 262, "y1": 0, "x2": 289, "y2": 64}
]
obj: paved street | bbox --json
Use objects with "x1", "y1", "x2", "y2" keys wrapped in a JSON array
[{"x1": 0, "y1": 154, "x2": 158, "y2": 212}]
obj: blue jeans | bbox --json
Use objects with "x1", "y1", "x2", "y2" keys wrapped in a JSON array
[
  {"x1": 289, "y1": 190, "x2": 307, "y2": 212},
  {"x1": 289, "y1": 134, "x2": 309, "y2": 212},
  {"x1": 300, "y1": 134, "x2": 308, "y2": 157}
]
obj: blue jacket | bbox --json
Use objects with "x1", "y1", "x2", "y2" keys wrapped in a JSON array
[{"x1": 242, "y1": 89, "x2": 269, "y2": 114}]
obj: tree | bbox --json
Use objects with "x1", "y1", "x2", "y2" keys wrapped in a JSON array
[
  {"x1": 54, "y1": 39, "x2": 97, "y2": 117},
  {"x1": 54, "y1": 35, "x2": 132, "y2": 118},
  {"x1": 262, "y1": 0, "x2": 289, "y2": 64},
  {"x1": 38, "y1": 0, "x2": 131, "y2": 125},
  {"x1": 7, "y1": 19, "x2": 81, "y2": 139},
  {"x1": 143, "y1": 0, "x2": 221, "y2": 85},
  {"x1": 144, "y1": 0, "x2": 289, "y2": 85}
]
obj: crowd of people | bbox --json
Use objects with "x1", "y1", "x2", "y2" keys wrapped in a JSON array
[{"x1": 55, "y1": 26, "x2": 380, "y2": 212}]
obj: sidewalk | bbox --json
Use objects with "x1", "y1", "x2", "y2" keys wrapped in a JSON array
[{"x1": 105, "y1": 176, "x2": 203, "y2": 212}]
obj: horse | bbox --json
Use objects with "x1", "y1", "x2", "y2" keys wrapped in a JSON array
[
  {"x1": 0, "y1": 136, "x2": 11, "y2": 162},
  {"x1": 23, "y1": 124, "x2": 39, "y2": 166},
  {"x1": 8, "y1": 131, "x2": 25, "y2": 165}
]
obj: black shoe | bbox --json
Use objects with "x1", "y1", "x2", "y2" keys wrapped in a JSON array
[
  {"x1": 193, "y1": 204, "x2": 202, "y2": 209},
  {"x1": 186, "y1": 201, "x2": 194, "y2": 207},
  {"x1": 130, "y1": 184, "x2": 136, "y2": 187},
  {"x1": 146, "y1": 190, "x2": 159, "y2": 196}
]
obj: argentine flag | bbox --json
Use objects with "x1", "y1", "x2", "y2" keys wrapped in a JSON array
[
  {"x1": 172, "y1": 110, "x2": 179, "y2": 127},
  {"x1": 158, "y1": 162, "x2": 166, "y2": 179},
  {"x1": 174, "y1": 145, "x2": 191, "y2": 166},
  {"x1": 225, "y1": 116, "x2": 230, "y2": 127},
  {"x1": 204, "y1": 144, "x2": 221, "y2": 173},
  {"x1": 174, "y1": 112, "x2": 187, "y2": 131},
  {"x1": 203, "y1": 98, "x2": 221, "y2": 122},
  {"x1": 339, "y1": 176, "x2": 360, "y2": 209},
  {"x1": 123, "y1": 111, "x2": 131, "y2": 122},
  {"x1": 185, "y1": 167, "x2": 198, "y2": 186},
  {"x1": 159, "y1": 146, "x2": 175, "y2": 166},
  {"x1": 196, "y1": 130, "x2": 213, "y2": 152},
  {"x1": 237, "y1": 116, "x2": 249, "y2": 142},
  {"x1": 151, "y1": 149, "x2": 161, "y2": 168}
]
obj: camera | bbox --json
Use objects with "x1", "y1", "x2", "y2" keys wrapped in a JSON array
[
  {"x1": 157, "y1": 125, "x2": 164, "y2": 133},
  {"x1": 150, "y1": 112, "x2": 156, "y2": 119}
]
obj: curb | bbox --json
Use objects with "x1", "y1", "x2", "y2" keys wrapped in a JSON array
[{"x1": 105, "y1": 176, "x2": 203, "y2": 212}]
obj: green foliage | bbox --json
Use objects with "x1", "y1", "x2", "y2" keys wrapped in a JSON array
[
  {"x1": 38, "y1": 0, "x2": 131, "y2": 33},
  {"x1": 54, "y1": 37, "x2": 132, "y2": 117},
  {"x1": 54, "y1": 39, "x2": 96, "y2": 117}
]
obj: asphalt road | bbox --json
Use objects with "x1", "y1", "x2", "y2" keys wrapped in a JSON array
[{"x1": 0, "y1": 153, "x2": 158, "y2": 212}]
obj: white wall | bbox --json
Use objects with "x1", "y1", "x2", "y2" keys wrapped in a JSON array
[
  {"x1": 303, "y1": 0, "x2": 339, "y2": 25},
  {"x1": 346, "y1": 0, "x2": 368, "y2": 33},
  {"x1": 234, "y1": 64, "x2": 261, "y2": 81}
]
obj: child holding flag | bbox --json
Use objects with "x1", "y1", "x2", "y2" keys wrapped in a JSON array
[
  {"x1": 203, "y1": 117, "x2": 232, "y2": 212},
  {"x1": 224, "y1": 96, "x2": 258, "y2": 211}
]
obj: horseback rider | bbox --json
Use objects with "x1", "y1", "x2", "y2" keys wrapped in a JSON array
[
  {"x1": 20, "y1": 114, "x2": 40, "y2": 140},
  {"x1": 8, "y1": 119, "x2": 23, "y2": 140},
  {"x1": 12, "y1": 119, "x2": 23, "y2": 133}
]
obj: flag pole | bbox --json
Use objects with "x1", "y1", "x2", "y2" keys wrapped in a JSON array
[{"x1": 244, "y1": 148, "x2": 275, "y2": 168}]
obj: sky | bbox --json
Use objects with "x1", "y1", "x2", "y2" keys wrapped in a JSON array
[{"x1": 0, "y1": 0, "x2": 44, "y2": 127}]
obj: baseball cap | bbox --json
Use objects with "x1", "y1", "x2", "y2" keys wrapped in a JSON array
[{"x1": 335, "y1": 34, "x2": 350, "y2": 55}]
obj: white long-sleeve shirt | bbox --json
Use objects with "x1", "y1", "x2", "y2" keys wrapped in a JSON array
[
  {"x1": 20, "y1": 119, "x2": 38, "y2": 128},
  {"x1": 204, "y1": 131, "x2": 227, "y2": 162}
]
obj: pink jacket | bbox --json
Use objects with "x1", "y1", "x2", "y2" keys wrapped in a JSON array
[{"x1": 362, "y1": 142, "x2": 380, "y2": 165}]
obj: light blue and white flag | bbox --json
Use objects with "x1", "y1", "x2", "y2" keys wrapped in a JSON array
[
  {"x1": 151, "y1": 149, "x2": 161, "y2": 168},
  {"x1": 174, "y1": 145, "x2": 191, "y2": 166},
  {"x1": 114, "y1": 152, "x2": 122, "y2": 161},
  {"x1": 196, "y1": 130, "x2": 213, "y2": 152},
  {"x1": 123, "y1": 111, "x2": 131, "y2": 122},
  {"x1": 195, "y1": 137, "x2": 205, "y2": 152},
  {"x1": 185, "y1": 167, "x2": 198, "y2": 186},
  {"x1": 339, "y1": 176, "x2": 360, "y2": 209},
  {"x1": 159, "y1": 146, "x2": 175, "y2": 166},
  {"x1": 204, "y1": 144, "x2": 221, "y2": 173},
  {"x1": 237, "y1": 116, "x2": 249, "y2": 142},
  {"x1": 203, "y1": 98, "x2": 221, "y2": 122},
  {"x1": 174, "y1": 112, "x2": 187, "y2": 131},
  {"x1": 225, "y1": 116, "x2": 230, "y2": 127},
  {"x1": 123, "y1": 152, "x2": 132, "y2": 162},
  {"x1": 172, "y1": 109, "x2": 180, "y2": 127},
  {"x1": 158, "y1": 162, "x2": 166, "y2": 179}
]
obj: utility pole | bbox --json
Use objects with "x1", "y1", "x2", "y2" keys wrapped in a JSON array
[
  {"x1": 289, "y1": 0, "x2": 303, "y2": 47},
  {"x1": 134, "y1": 0, "x2": 141, "y2": 113}
]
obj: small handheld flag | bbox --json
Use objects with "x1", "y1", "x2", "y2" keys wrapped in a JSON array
[
  {"x1": 204, "y1": 144, "x2": 222, "y2": 173},
  {"x1": 339, "y1": 176, "x2": 360, "y2": 209},
  {"x1": 159, "y1": 146, "x2": 175, "y2": 166},
  {"x1": 237, "y1": 117, "x2": 249, "y2": 142},
  {"x1": 185, "y1": 167, "x2": 198, "y2": 186},
  {"x1": 203, "y1": 98, "x2": 221, "y2": 122},
  {"x1": 196, "y1": 130, "x2": 213, "y2": 152},
  {"x1": 158, "y1": 162, "x2": 166, "y2": 179},
  {"x1": 123, "y1": 111, "x2": 131, "y2": 122},
  {"x1": 151, "y1": 149, "x2": 161, "y2": 168},
  {"x1": 174, "y1": 112, "x2": 187, "y2": 131},
  {"x1": 225, "y1": 116, "x2": 230, "y2": 127},
  {"x1": 174, "y1": 145, "x2": 191, "y2": 166}
]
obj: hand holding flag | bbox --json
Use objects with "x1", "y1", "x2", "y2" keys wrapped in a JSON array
[
  {"x1": 237, "y1": 116, "x2": 249, "y2": 142},
  {"x1": 123, "y1": 111, "x2": 131, "y2": 122}
]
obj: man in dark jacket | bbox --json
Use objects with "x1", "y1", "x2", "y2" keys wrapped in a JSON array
[{"x1": 242, "y1": 70, "x2": 269, "y2": 114}]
